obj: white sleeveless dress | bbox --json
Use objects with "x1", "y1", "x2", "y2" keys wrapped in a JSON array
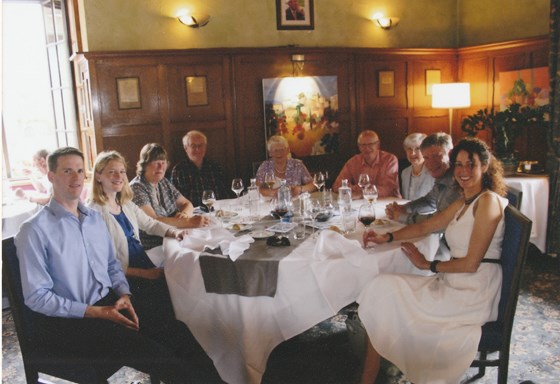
[{"x1": 357, "y1": 191, "x2": 508, "y2": 384}]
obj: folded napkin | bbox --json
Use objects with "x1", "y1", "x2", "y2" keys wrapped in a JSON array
[
  {"x1": 179, "y1": 227, "x2": 254, "y2": 261},
  {"x1": 313, "y1": 230, "x2": 368, "y2": 266}
]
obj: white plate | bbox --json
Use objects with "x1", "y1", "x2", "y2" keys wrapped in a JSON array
[
  {"x1": 249, "y1": 230, "x2": 274, "y2": 239},
  {"x1": 227, "y1": 223, "x2": 252, "y2": 231},
  {"x1": 215, "y1": 210, "x2": 239, "y2": 219}
]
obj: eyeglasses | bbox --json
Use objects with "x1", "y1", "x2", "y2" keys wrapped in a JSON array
[
  {"x1": 185, "y1": 143, "x2": 206, "y2": 150},
  {"x1": 358, "y1": 141, "x2": 379, "y2": 148},
  {"x1": 406, "y1": 147, "x2": 421, "y2": 153}
]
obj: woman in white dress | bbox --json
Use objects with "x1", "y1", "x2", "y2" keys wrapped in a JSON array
[
  {"x1": 360, "y1": 137, "x2": 508, "y2": 384},
  {"x1": 400, "y1": 133, "x2": 435, "y2": 200}
]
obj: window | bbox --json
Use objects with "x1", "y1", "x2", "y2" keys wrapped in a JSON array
[{"x1": 2, "y1": 0, "x2": 78, "y2": 180}]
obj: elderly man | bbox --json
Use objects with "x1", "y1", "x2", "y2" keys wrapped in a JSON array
[
  {"x1": 15, "y1": 147, "x2": 219, "y2": 383},
  {"x1": 285, "y1": 0, "x2": 305, "y2": 20},
  {"x1": 333, "y1": 130, "x2": 401, "y2": 198},
  {"x1": 385, "y1": 132, "x2": 461, "y2": 225},
  {"x1": 171, "y1": 130, "x2": 230, "y2": 207}
]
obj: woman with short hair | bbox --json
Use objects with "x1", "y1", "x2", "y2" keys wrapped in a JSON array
[
  {"x1": 400, "y1": 133, "x2": 435, "y2": 200},
  {"x1": 255, "y1": 135, "x2": 316, "y2": 198}
]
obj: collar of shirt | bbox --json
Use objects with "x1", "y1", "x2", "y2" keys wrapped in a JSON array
[
  {"x1": 47, "y1": 199, "x2": 91, "y2": 219},
  {"x1": 359, "y1": 152, "x2": 380, "y2": 168}
]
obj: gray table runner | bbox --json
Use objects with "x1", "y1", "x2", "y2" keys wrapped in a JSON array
[{"x1": 199, "y1": 234, "x2": 307, "y2": 297}]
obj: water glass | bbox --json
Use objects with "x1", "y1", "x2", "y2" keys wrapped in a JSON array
[
  {"x1": 341, "y1": 213, "x2": 356, "y2": 234},
  {"x1": 292, "y1": 215, "x2": 307, "y2": 240}
]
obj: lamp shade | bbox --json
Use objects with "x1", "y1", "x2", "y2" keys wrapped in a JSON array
[{"x1": 432, "y1": 83, "x2": 471, "y2": 109}]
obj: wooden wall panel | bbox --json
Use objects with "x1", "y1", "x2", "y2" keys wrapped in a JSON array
[{"x1": 77, "y1": 37, "x2": 548, "y2": 189}]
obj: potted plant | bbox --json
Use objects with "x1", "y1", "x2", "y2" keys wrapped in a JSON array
[{"x1": 461, "y1": 102, "x2": 549, "y2": 172}]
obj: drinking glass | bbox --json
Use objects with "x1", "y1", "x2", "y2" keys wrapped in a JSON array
[
  {"x1": 264, "y1": 172, "x2": 276, "y2": 190},
  {"x1": 313, "y1": 172, "x2": 325, "y2": 192},
  {"x1": 363, "y1": 185, "x2": 378, "y2": 205},
  {"x1": 305, "y1": 199, "x2": 322, "y2": 238},
  {"x1": 201, "y1": 189, "x2": 216, "y2": 214},
  {"x1": 292, "y1": 214, "x2": 307, "y2": 240},
  {"x1": 358, "y1": 173, "x2": 370, "y2": 193},
  {"x1": 358, "y1": 204, "x2": 376, "y2": 231},
  {"x1": 231, "y1": 178, "x2": 244, "y2": 204}
]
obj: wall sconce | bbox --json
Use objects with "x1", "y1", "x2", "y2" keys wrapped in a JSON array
[
  {"x1": 178, "y1": 14, "x2": 210, "y2": 28},
  {"x1": 432, "y1": 83, "x2": 471, "y2": 135},
  {"x1": 291, "y1": 54, "x2": 305, "y2": 76},
  {"x1": 372, "y1": 14, "x2": 400, "y2": 30}
]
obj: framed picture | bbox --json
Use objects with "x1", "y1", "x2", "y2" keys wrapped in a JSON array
[
  {"x1": 116, "y1": 77, "x2": 141, "y2": 109},
  {"x1": 185, "y1": 76, "x2": 208, "y2": 107},
  {"x1": 498, "y1": 66, "x2": 549, "y2": 110},
  {"x1": 425, "y1": 69, "x2": 441, "y2": 96},
  {"x1": 262, "y1": 76, "x2": 339, "y2": 157},
  {"x1": 378, "y1": 70, "x2": 395, "y2": 97},
  {"x1": 276, "y1": 0, "x2": 314, "y2": 30}
]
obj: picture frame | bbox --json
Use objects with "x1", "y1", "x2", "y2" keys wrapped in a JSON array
[
  {"x1": 116, "y1": 77, "x2": 141, "y2": 110},
  {"x1": 185, "y1": 76, "x2": 208, "y2": 107},
  {"x1": 425, "y1": 69, "x2": 441, "y2": 96},
  {"x1": 276, "y1": 0, "x2": 314, "y2": 30},
  {"x1": 378, "y1": 70, "x2": 395, "y2": 97}
]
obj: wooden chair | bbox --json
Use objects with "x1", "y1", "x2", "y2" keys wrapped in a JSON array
[
  {"x1": 467, "y1": 205, "x2": 532, "y2": 384},
  {"x1": 505, "y1": 185, "x2": 523, "y2": 210},
  {"x1": 2, "y1": 237, "x2": 160, "y2": 384}
]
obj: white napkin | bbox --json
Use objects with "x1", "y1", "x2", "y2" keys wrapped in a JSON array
[
  {"x1": 146, "y1": 245, "x2": 165, "y2": 268},
  {"x1": 312, "y1": 230, "x2": 368, "y2": 266},
  {"x1": 179, "y1": 227, "x2": 254, "y2": 261}
]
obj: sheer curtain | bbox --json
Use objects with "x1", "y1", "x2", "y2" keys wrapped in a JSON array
[{"x1": 547, "y1": 0, "x2": 560, "y2": 256}]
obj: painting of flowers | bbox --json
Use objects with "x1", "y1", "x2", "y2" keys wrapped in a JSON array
[
  {"x1": 499, "y1": 66, "x2": 549, "y2": 110},
  {"x1": 262, "y1": 76, "x2": 339, "y2": 158}
]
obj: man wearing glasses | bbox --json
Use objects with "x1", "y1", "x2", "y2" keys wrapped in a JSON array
[
  {"x1": 171, "y1": 130, "x2": 230, "y2": 207},
  {"x1": 333, "y1": 130, "x2": 401, "y2": 198}
]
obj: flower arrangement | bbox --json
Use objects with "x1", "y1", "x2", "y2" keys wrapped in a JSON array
[{"x1": 461, "y1": 103, "x2": 549, "y2": 156}]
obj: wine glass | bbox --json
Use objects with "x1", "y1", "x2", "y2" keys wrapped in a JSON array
[
  {"x1": 264, "y1": 172, "x2": 276, "y2": 190},
  {"x1": 201, "y1": 189, "x2": 216, "y2": 214},
  {"x1": 358, "y1": 203, "x2": 376, "y2": 233},
  {"x1": 305, "y1": 199, "x2": 322, "y2": 238},
  {"x1": 231, "y1": 178, "x2": 244, "y2": 204},
  {"x1": 313, "y1": 172, "x2": 325, "y2": 192},
  {"x1": 358, "y1": 173, "x2": 371, "y2": 195},
  {"x1": 363, "y1": 185, "x2": 378, "y2": 205}
]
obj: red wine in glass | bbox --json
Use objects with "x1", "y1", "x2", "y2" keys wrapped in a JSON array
[
  {"x1": 359, "y1": 216, "x2": 376, "y2": 226},
  {"x1": 274, "y1": 208, "x2": 288, "y2": 217}
]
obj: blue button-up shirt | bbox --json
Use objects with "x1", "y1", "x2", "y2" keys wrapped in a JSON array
[{"x1": 15, "y1": 199, "x2": 130, "y2": 318}]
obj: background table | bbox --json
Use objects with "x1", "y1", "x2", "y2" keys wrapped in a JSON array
[
  {"x1": 505, "y1": 174, "x2": 549, "y2": 253},
  {"x1": 163, "y1": 197, "x2": 438, "y2": 384}
]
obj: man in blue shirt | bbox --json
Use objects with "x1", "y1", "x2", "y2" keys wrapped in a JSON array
[{"x1": 15, "y1": 147, "x2": 217, "y2": 383}]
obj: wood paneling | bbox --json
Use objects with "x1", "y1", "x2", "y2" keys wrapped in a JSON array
[{"x1": 77, "y1": 36, "x2": 548, "y2": 186}]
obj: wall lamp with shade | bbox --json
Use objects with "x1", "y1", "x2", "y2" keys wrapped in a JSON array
[
  {"x1": 291, "y1": 54, "x2": 305, "y2": 76},
  {"x1": 431, "y1": 83, "x2": 471, "y2": 135},
  {"x1": 178, "y1": 13, "x2": 210, "y2": 28},
  {"x1": 372, "y1": 13, "x2": 400, "y2": 30}
]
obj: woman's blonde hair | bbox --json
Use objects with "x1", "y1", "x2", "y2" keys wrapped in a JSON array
[
  {"x1": 90, "y1": 150, "x2": 134, "y2": 206},
  {"x1": 267, "y1": 135, "x2": 289, "y2": 152}
]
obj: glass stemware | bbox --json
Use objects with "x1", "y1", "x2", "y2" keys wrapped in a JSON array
[
  {"x1": 305, "y1": 199, "x2": 322, "y2": 238},
  {"x1": 313, "y1": 172, "x2": 325, "y2": 192},
  {"x1": 363, "y1": 185, "x2": 378, "y2": 205},
  {"x1": 358, "y1": 173, "x2": 371, "y2": 194},
  {"x1": 231, "y1": 178, "x2": 244, "y2": 204},
  {"x1": 201, "y1": 189, "x2": 216, "y2": 214},
  {"x1": 358, "y1": 203, "x2": 376, "y2": 234},
  {"x1": 264, "y1": 172, "x2": 276, "y2": 190}
]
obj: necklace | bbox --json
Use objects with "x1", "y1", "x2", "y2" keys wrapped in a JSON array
[
  {"x1": 464, "y1": 189, "x2": 484, "y2": 205},
  {"x1": 274, "y1": 162, "x2": 287, "y2": 175}
]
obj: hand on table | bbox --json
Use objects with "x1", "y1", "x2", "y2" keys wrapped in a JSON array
[
  {"x1": 385, "y1": 202, "x2": 406, "y2": 220},
  {"x1": 362, "y1": 230, "x2": 392, "y2": 247},
  {"x1": 176, "y1": 215, "x2": 211, "y2": 228}
]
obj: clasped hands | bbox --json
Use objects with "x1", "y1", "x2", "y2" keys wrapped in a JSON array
[
  {"x1": 362, "y1": 229, "x2": 428, "y2": 270},
  {"x1": 385, "y1": 201, "x2": 406, "y2": 221},
  {"x1": 85, "y1": 294, "x2": 139, "y2": 331}
]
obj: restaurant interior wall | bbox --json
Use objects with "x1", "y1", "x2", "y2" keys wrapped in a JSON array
[{"x1": 77, "y1": 36, "x2": 549, "y2": 184}]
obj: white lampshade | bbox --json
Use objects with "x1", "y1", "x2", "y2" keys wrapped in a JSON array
[{"x1": 432, "y1": 83, "x2": 471, "y2": 109}]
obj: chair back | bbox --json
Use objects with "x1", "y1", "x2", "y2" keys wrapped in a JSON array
[
  {"x1": 2, "y1": 238, "x2": 39, "y2": 349},
  {"x1": 496, "y1": 205, "x2": 531, "y2": 324},
  {"x1": 505, "y1": 185, "x2": 523, "y2": 210}
]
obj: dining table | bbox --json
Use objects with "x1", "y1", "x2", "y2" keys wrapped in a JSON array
[{"x1": 163, "y1": 195, "x2": 440, "y2": 384}]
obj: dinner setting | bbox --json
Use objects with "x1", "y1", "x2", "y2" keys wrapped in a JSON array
[{"x1": 3, "y1": 3, "x2": 559, "y2": 383}]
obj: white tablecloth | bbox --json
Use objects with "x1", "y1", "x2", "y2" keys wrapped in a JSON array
[
  {"x1": 505, "y1": 175, "x2": 549, "y2": 253},
  {"x1": 163, "y1": 198, "x2": 439, "y2": 384}
]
